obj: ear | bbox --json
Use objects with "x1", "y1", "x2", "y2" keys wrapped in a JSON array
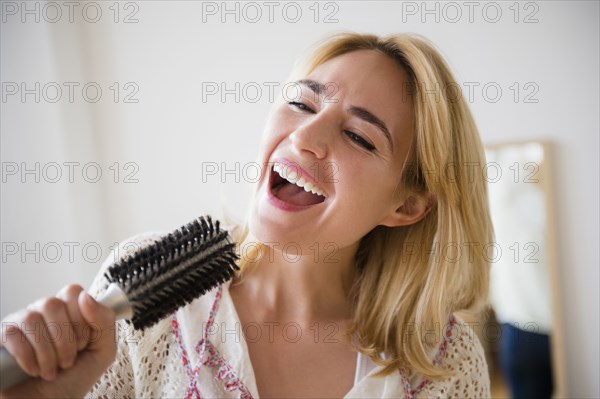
[{"x1": 378, "y1": 193, "x2": 436, "y2": 228}]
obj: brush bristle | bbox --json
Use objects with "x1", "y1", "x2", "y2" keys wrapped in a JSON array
[{"x1": 104, "y1": 216, "x2": 239, "y2": 329}]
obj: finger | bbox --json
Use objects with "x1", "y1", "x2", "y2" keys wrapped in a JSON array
[
  {"x1": 56, "y1": 284, "x2": 87, "y2": 351},
  {"x1": 77, "y1": 291, "x2": 116, "y2": 359},
  {"x1": 19, "y1": 308, "x2": 58, "y2": 381},
  {"x1": 1, "y1": 316, "x2": 40, "y2": 377},
  {"x1": 35, "y1": 296, "x2": 80, "y2": 371}
]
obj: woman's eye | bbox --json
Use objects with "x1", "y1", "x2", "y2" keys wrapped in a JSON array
[
  {"x1": 286, "y1": 102, "x2": 376, "y2": 153},
  {"x1": 345, "y1": 131, "x2": 376, "y2": 152},
  {"x1": 287, "y1": 101, "x2": 314, "y2": 113}
]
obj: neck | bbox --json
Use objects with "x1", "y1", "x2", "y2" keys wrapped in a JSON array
[{"x1": 234, "y1": 238, "x2": 360, "y2": 324}]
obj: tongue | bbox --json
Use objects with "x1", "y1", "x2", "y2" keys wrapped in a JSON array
[{"x1": 275, "y1": 182, "x2": 323, "y2": 206}]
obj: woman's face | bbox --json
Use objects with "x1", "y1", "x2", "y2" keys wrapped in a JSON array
[{"x1": 249, "y1": 49, "x2": 415, "y2": 252}]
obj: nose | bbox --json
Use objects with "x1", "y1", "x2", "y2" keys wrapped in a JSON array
[{"x1": 289, "y1": 113, "x2": 334, "y2": 160}]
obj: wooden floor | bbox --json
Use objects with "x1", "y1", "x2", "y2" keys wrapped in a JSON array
[{"x1": 490, "y1": 370, "x2": 511, "y2": 399}]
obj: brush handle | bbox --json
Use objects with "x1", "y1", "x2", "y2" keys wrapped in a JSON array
[
  {"x1": 0, "y1": 347, "x2": 28, "y2": 391},
  {"x1": 0, "y1": 284, "x2": 130, "y2": 391}
]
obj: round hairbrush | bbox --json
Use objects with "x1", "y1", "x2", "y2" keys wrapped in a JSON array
[{"x1": 0, "y1": 215, "x2": 239, "y2": 391}]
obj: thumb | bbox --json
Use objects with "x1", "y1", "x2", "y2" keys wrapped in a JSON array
[{"x1": 77, "y1": 291, "x2": 116, "y2": 356}]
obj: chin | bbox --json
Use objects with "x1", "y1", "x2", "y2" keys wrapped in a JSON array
[{"x1": 247, "y1": 202, "x2": 284, "y2": 242}]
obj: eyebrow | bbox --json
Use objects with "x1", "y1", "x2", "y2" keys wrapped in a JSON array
[{"x1": 296, "y1": 79, "x2": 394, "y2": 151}]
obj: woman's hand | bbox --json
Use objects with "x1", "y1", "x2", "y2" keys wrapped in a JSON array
[{"x1": 0, "y1": 284, "x2": 117, "y2": 398}]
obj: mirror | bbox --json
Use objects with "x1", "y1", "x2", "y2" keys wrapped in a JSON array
[{"x1": 482, "y1": 141, "x2": 566, "y2": 398}]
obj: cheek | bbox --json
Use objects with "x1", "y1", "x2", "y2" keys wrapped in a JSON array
[
  {"x1": 336, "y1": 161, "x2": 400, "y2": 221},
  {"x1": 257, "y1": 109, "x2": 293, "y2": 162},
  {"x1": 339, "y1": 159, "x2": 398, "y2": 199}
]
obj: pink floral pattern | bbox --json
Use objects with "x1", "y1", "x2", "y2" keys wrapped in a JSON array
[
  {"x1": 172, "y1": 287, "x2": 253, "y2": 399},
  {"x1": 400, "y1": 314, "x2": 458, "y2": 399}
]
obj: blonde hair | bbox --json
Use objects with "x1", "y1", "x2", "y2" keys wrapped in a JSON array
[{"x1": 235, "y1": 31, "x2": 493, "y2": 380}]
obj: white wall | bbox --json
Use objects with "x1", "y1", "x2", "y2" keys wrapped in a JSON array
[{"x1": 2, "y1": 1, "x2": 598, "y2": 397}]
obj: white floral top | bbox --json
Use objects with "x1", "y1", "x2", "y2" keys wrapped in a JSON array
[{"x1": 85, "y1": 232, "x2": 491, "y2": 399}]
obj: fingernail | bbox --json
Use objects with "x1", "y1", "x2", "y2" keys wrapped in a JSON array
[
  {"x1": 43, "y1": 368, "x2": 56, "y2": 381},
  {"x1": 62, "y1": 355, "x2": 75, "y2": 369},
  {"x1": 29, "y1": 364, "x2": 39, "y2": 377},
  {"x1": 84, "y1": 292, "x2": 96, "y2": 305}
]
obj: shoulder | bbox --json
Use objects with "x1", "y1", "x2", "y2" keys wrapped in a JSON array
[
  {"x1": 349, "y1": 314, "x2": 490, "y2": 399},
  {"x1": 416, "y1": 314, "x2": 491, "y2": 398},
  {"x1": 443, "y1": 314, "x2": 488, "y2": 370}
]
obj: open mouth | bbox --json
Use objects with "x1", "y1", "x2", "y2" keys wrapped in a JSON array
[{"x1": 269, "y1": 163, "x2": 327, "y2": 207}]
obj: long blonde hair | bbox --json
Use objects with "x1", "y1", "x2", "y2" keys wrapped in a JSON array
[{"x1": 235, "y1": 31, "x2": 493, "y2": 380}]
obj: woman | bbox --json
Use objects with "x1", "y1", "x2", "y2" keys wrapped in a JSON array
[{"x1": 1, "y1": 31, "x2": 493, "y2": 398}]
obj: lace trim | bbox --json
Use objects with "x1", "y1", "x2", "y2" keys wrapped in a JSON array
[
  {"x1": 173, "y1": 286, "x2": 463, "y2": 399},
  {"x1": 172, "y1": 286, "x2": 253, "y2": 399}
]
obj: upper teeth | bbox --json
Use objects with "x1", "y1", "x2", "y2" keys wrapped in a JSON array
[{"x1": 273, "y1": 163, "x2": 327, "y2": 197}]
